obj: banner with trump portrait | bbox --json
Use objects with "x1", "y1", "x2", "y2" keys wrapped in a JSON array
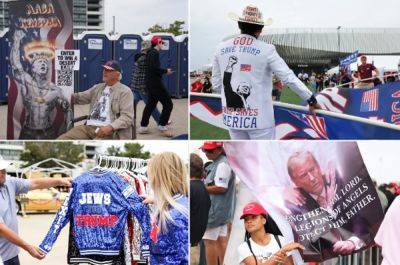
[
  {"x1": 223, "y1": 141, "x2": 384, "y2": 262},
  {"x1": 7, "y1": 0, "x2": 74, "y2": 139}
]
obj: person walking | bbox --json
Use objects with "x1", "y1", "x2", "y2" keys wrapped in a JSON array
[
  {"x1": 131, "y1": 40, "x2": 162, "y2": 125},
  {"x1": 139, "y1": 36, "x2": 174, "y2": 137}
]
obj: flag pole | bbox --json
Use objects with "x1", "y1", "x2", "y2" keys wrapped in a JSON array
[
  {"x1": 190, "y1": 92, "x2": 400, "y2": 131},
  {"x1": 337, "y1": 72, "x2": 399, "y2": 88}
]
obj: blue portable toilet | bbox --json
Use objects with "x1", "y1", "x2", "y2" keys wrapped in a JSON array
[
  {"x1": 114, "y1": 34, "x2": 142, "y2": 88},
  {"x1": 0, "y1": 29, "x2": 10, "y2": 103},
  {"x1": 176, "y1": 35, "x2": 188, "y2": 98},
  {"x1": 150, "y1": 34, "x2": 180, "y2": 97},
  {"x1": 73, "y1": 38, "x2": 80, "y2": 91},
  {"x1": 76, "y1": 32, "x2": 112, "y2": 92}
]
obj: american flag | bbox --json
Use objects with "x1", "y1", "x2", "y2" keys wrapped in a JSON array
[
  {"x1": 289, "y1": 111, "x2": 328, "y2": 139},
  {"x1": 240, "y1": 64, "x2": 252, "y2": 72},
  {"x1": 303, "y1": 114, "x2": 329, "y2": 139},
  {"x1": 360, "y1": 89, "x2": 379, "y2": 112}
]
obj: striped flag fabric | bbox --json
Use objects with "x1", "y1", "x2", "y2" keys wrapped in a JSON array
[{"x1": 360, "y1": 89, "x2": 379, "y2": 112}]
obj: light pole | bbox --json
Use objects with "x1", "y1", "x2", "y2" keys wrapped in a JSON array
[{"x1": 337, "y1": 26, "x2": 341, "y2": 53}]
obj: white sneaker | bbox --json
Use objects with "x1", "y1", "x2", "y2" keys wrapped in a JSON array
[
  {"x1": 157, "y1": 125, "x2": 168, "y2": 131},
  {"x1": 138, "y1": 126, "x2": 149, "y2": 134},
  {"x1": 158, "y1": 126, "x2": 173, "y2": 137}
]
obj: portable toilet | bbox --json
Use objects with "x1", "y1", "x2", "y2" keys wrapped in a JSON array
[
  {"x1": 0, "y1": 29, "x2": 10, "y2": 103},
  {"x1": 76, "y1": 32, "x2": 112, "y2": 92},
  {"x1": 113, "y1": 34, "x2": 142, "y2": 87},
  {"x1": 176, "y1": 34, "x2": 188, "y2": 98}
]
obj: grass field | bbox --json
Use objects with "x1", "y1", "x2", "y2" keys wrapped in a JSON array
[{"x1": 190, "y1": 87, "x2": 305, "y2": 139}]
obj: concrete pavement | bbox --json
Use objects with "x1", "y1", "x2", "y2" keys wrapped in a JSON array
[
  {"x1": 0, "y1": 98, "x2": 188, "y2": 139},
  {"x1": 18, "y1": 214, "x2": 68, "y2": 265}
]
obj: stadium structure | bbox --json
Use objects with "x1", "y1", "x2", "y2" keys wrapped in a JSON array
[{"x1": 259, "y1": 28, "x2": 400, "y2": 73}]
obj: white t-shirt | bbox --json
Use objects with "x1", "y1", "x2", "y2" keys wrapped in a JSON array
[
  {"x1": 238, "y1": 235, "x2": 289, "y2": 265},
  {"x1": 212, "y1": 34, "x2": 312, "y2": 131},
  {"x1": 87, "y1": 86, "x2": 112, "y2": 126},
  {"x1": 214, "y1": 162, "x2": 233, "y2": 188}
]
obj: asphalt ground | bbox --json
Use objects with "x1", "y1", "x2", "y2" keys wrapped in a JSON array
[
  {"x1": 0, "y1": 98, "x2": 188, "y2": 140},
  {"x1": 18, "y1": 214, "x2": 69, "y2": 265}
]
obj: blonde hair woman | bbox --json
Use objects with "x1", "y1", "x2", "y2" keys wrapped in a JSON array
[{"x1": 144, "y1": 152, "x2": 188, "y2": 265}]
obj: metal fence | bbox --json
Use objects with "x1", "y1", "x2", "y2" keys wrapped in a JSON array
[
  {"x1": 319, "y1": 247, "x2": 383, "y2": 265},
  {"x1": 195, "y1": 241, "x2": 383, "y2": 265}
]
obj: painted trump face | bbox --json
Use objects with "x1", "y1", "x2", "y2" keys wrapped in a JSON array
[
  {"x1": 32, "y1": 58, "x2": 49, "y2": 76},
  {"x1": 287, "y1": 151, "x2": 325, "y2": 196}
]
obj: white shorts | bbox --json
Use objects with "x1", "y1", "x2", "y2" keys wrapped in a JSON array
[
  {"x1": 228, "y1": 127, "x2": 275, "y2": 140},
  {"x1": 202, "y1": 224, "x2": 228, "y2": 241}
]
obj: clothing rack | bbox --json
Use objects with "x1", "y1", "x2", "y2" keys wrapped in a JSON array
[{"x1": 93, "y1": 154, "x2": 148, "y2": 171}]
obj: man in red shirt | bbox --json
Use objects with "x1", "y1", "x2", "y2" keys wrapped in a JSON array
[{"x1": 357, "y1": 55, "x2": 380, "y2": 89}]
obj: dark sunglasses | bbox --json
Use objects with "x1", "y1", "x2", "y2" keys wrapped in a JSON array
[{"x1": 203, "y1": 149, "x2": 215, "y2": 153}]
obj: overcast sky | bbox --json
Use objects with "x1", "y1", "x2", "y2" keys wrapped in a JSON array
[
  {"x1": 98, "y1": 141, "x2": 189, "y2": 162},
  {"x1": 104, "y1": 0, "x2": 188, "y2": 35},
  {"x1": 191, "y1": 0, "x2": 400, "y2": 70}
]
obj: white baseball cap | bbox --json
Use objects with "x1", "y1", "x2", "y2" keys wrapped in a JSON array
[{"x1": 0, "y1": 156, "x2": 11, "y2": 170}]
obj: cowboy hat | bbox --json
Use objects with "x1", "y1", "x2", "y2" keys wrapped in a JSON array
[{"x1": 228, "y1": 5, "x2": 273, "y2": 26}]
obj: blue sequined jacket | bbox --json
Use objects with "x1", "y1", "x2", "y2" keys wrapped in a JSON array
[{"x1": 150, "y1": 194, "x2": 189, "y2": 265}]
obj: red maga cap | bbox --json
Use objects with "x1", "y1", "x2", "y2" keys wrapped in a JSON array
[
  {"x1": 151, "y1": 36, "x2": 164, "y2": 46},
  {"x1": 240, "y1": 202, "x2": 267, "y2": 219},
  {"x1": 200, "y1": 141, "x2": 223, "y2": 151}
]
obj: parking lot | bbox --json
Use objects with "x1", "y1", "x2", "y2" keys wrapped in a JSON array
[{"x1": 18, "y1": 214, "x2": 69, "y2": 265}]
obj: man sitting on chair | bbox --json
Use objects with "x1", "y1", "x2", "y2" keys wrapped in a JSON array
[{"x1": 58, "y1": 61, "x2": 134, "y2": 140}]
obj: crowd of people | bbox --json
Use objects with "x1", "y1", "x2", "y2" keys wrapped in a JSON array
[
  {"x1": 191, "y1": 74, "x2": 213, "y2": 94},
  {"x1": 192, "y1": 55, "x2": 399, "y2": 102},
  {"x1": 190, "y1": 141, "x2": 400, "y2": 265}
]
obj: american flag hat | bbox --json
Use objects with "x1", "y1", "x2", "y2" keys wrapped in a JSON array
[
  {"x1": 228, "y1": 5, "x2": 273, "y2": 26},
  {"x1": 102, "y1": 60, "x2": 122, "y2": 73}
]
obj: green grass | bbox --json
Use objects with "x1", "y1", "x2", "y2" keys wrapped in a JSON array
[
  {"x1": 280, "y1": 87, "x2": 304, "y2": 105},
  {"x1": 190, "y1": 116, "x2": 230, "y2": 139},
  {"x1": 190, "y1": 86, "x2": 306, "y2": 139}
]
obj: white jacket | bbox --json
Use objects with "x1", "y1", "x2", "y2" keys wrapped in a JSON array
[{"x1": 212, "y1": 34, "x2": 312, "y2": 130}]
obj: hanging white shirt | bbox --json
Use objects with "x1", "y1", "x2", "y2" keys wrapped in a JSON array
[
  {"x1": 212, "y1": 34, "x2": 312, "y2": 130},
  {"x1": 87, "y1": 86, "x2": 112, "y2": 127}
]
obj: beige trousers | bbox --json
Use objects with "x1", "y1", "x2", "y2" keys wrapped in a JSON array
[{"x1": 57, "y1": 125, "x2": 113, "y2": 140}]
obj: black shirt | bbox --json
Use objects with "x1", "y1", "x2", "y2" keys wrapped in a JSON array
[
  {"x1": 146, "y1": 48, "x2": 167, "y2": 85},
  {"x1": 190, "y1": 179, "x2": 211, "y2": 246}
]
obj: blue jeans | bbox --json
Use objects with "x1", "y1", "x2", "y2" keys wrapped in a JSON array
[
  {"x1": 133, "y1": 90, "x2": 161, "y2": 124},
  {"x1": 4, "y1": 256, "x2": 20, "y2": 265}
]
